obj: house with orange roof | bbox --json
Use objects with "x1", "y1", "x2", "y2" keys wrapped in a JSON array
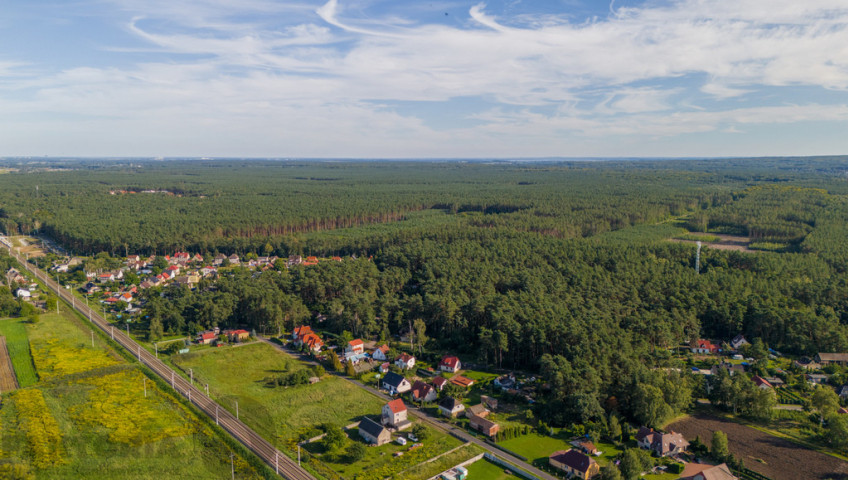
[
  {"x1": 346, "y1": 339, "x2": 365, "y2": 356},
  {"x1": 450, "y1": 375, "x2": 475, "y2": 389},
  {"x1": 381, "y1": 399, "x2": 411, "y2": 430},
  {"x1": 439, "y1": 355, "x2": 462, "y2": 373},
  {"x1": 372, "y1": 344, "x2": 390, "y2": 361}
]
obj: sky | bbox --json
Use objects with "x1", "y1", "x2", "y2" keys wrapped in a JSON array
[{"x1": 1, "y1": 0, "x2": 848, "y2": 158}]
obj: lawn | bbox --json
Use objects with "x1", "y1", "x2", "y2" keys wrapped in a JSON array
[
  {"x1": 0, "y1": 317, "x2": 38, "y2": 387},
  {"x1": 464, "y1": 458, "x2": 515, "y2": 480},
  {"x1": 172, "y1": 342, "x2": 465, "y2": 479},
  {"x1": 498, "y1": 432, "x2": 574, "y2": 463},
  {"x1": 0, "y1": 309, "x2": 266, "y2": 479}
]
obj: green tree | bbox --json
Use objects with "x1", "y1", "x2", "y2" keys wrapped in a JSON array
[
  {"x1": 632, "y1": 383, "x2": 673, "y2": 428},
  {"x1": 619, "y1": 448, "x2": 651, "y2": 480},
  {"x1": 607, "y1": 415, "x2": 622, "y2": 444},
  {"x1": 148, "y1": 316, "x2": 164, "y2": 341},
  {"x1": 322, "y1": 424, "x2": 346, "y2": 452},
  {"x1": 600, "y1": 464, "x2": 623, "y2": 480},
  {"x1": 811, "y1": 386, "x2": 840, "y2": 425},
  {"x1": 345, "y1": 360, "x2": 356, "y2": 377},
  {"x1": 711, "y1": 430, "x2": 729, "y2": 460},
  {"x1": 345, "y1": 442, "x2": 365, "y2": 463},
  {"x1": 412, "y1": 423, "x2": 429, "y2": 441}
]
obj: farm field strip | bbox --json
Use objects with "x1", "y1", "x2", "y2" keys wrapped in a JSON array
[
  {"x1": 0, "y1": 318, "x2": 38, "y2": 387},
  {"x1": 12, "y1": 252, "x2": 316, "y2": 480},
  {"x1": 0, "y1": 336, "x2": 19, "y2": 391}
]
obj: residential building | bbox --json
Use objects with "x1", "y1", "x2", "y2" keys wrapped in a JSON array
[
  {"x1": 635, "y1": 427, "x2": 689, "y2": 457},
  {"x1": 468, "y1": 414, "x2": 499, "y2": 437},
  {"x1": 382, "y1": 399, "x2": 411, "y2": 430},
  {"x1": 751, "y1": 376, "x2": 773, "y2": 390},
  {"x1": 346, "y1": 339, "x2": 365, "y2": 356},
  {"x1": 548, "y1": 449, "x2": 599, "y2": 479},
  {"x1": 372, "y1": 344, "x2": 390, "y2": 361},
  {"x1": 730, "y1": 335, "x2": 749, "y2": 350},
  {"x1": 432, "y1": 376, "x2": 448, "y2": 391},
  {"x1": 692, "y1": 339, "x2": 720, "y2": 354},
  {"x1": 570, "y1": 439, "x2": 599, "y2": 455},
  {"x1": 411, "y1": 381, "x2": 437, "y2": 403},
  {"x1": 494, "y1": 374, "x2": 516, "y2": 390},
  {"x1": 395, "y1": 353, "x2": 416, "y2": 370},
  {"x1": 197, "y1": 331, "x2": 216, "y2": 345},
  {"x1": 438, "y1": 397, "x2": 465, "y2": 418},
  {"x1": 225, "y1": 329, "x2": 250, "y2": 342},
  {"x1": 679, "y1": 462, "x2": 738, "y2": 480},
  {"x1": 838, "y1": 384, "x2": 848, "y2": 400},
  {"x1": 439, "y1": 355, "x2": 462, "y2": 373},
  {"x1": 465, "y1": 404, "x2": 489, "y2": 418},
  {"x1": 359, "y1": 417, "x2": 391, "y2": 446},
  {"x1": 815, "y1": 353, "x2": 848, "y2": 366},
  {"x1": 382, "y1": 372, "x2": 411, "y2": 395}
]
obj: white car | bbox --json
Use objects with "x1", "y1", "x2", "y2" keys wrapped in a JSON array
[
  {"x1": 408, "y1": 433, "x2": 418, "y2": 442},
  {"x1": 396, "y1": 437, "x2": 407, "y2": 446}
]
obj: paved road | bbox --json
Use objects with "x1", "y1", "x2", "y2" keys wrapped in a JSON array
[
  {"x1": 13, "y1": 249, "x2": 315, "y2": 480},
  {"x1": 257, "y1": 337, "x2": 559, "y2": 480}
]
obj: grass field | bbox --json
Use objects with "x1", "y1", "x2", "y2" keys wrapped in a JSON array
[
  {"x1": 172, "y1": 342, "x2": 465, "y2": 479},
  {"x1": 0, "y1": 317, "x2": 38, "y2": 387},
  {"x1": 0, "y1": 310, "x2": 266, "y2": 479},
  {"x1": 464, "y1": 458, "x2": 515, "y2": 480},
  {"x1": 497, "y1": 432, "x2": 575, "y2": 463}
]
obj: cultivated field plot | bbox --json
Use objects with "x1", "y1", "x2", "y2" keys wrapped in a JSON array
[
  {"x1": 669, "y1": 413, "x2": 848, "y2": 480},
  {"x1": 0, "y1": 336, "x2": 19, "y2": 391},
  {"x1": 0, "y1": 311, "x2": 264, "y2": 479},
  {"x1": 0, "y1": 317, "x2": 38, "y2": 387}
]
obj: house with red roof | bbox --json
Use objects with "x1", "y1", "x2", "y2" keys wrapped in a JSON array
[
  {"x1": 372, "y1": 344, "x2": 390, "y2": 361},
  {"x1": 439, "y1": 355, "x2": 462, "y2": 373},
  {"x1": 226, "y1": 329, "x2": 250, "y2": 342},
  {"x1": 381, "y1": 399, "x2": 411, "y2": 430},
  {"x1": 395, "y1": 353, "x2": 416, "y2": 370},
  {"x1": 346, "y1": 339, "x2": 365, "y2": 356},
  {"x1": 197, "y1": 331, "x2": 217, "y2": 345},
  {"x1": 752, "y1": 376, "x2": 774, "y2": 390},
  {"x1": 292, "y1": 325, "x2": 323, "y2": 352},
  {"x1": 432, "y1": 376, "x2": 448, "y2": 391},
  {"x1": 635, "y1": 427, "x2": 689, "y2": 457},
  {"x1": 691, "y1": 339, "x2": 720, "y2": 354},
  {"x1": 411, "y1": 380, "x2": 437, "y2": 403}
]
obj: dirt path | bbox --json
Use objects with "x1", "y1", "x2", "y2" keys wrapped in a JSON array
[
  {"x1": 670, "y1": 234, "x2": 757, "y2": 253},
  {"x1": 668, "y1": 412, "x2": 848, "y2": 480},
  {"x1": 0, "y1": 336, "x2": 19, "y2": 391}
]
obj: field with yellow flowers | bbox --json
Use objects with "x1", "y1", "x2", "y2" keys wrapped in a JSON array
[{"x1": 0, "y1": 311, "x2": 269, "y2": 479}]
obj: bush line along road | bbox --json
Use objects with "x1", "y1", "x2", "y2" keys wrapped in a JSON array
[{"x1": 11, "y1": 247, "x2": 316, "y2": 480}]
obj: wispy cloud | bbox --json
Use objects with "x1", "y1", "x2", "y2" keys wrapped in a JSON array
[{"x1": 1, "y1": 0, "x2": 847, "y2": 157}]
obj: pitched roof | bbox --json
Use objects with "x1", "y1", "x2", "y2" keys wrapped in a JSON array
[
  {"x1": 635, "y1": 426, "x2": 655, "y2": 442},
  {"x1": 385, "y1": 399, "x2": 406, "y2": 414},
  {"x1": 359, "y1": 417, "x2": 387, "y2": 438},
  {"x1": 439, "y1": 397, "x2": 462, "y2": 410},
  {"x1": 818, "y1": 353, "x2": 848, "y2": 362},
  {"x1": 469, "y1": 414, "x2": 498, "y2": 431},
  {"x1": 383, "y1": 371, "x2": 407, "y2": 388},
  {"x1": 433, "y1": 376, "x2": 448, "y2": 389},
  {"x1": 397, "y1": 353, "x2": 414, "y2": 363},
  {"x1": 349, "y1": 339, "x2": 364, "y2": 347},
  {"x1": 450, "y1": 375, "x2": 474, "y2": 388},
  {"x1": 375, "y1": 344, "x2": 389, "y2": 354},
  {"x1": 549, "y1": 449, "x2": 597, "y2": 474},
  {"x1": 440, "y1": 355, "x2": 461, "y2": 369},
  {"x1": 467, "y1": 404, "x2": 489, "y2": 417},
  {"x1": 752, "y1": 376, "x2": 773, "y2": 389},
  {"x1": 411, "y1": 380, "x2": 434, "y2": 398},
  {"x1": 680, "y1": 463, "x2": 736, "y2": 480}
]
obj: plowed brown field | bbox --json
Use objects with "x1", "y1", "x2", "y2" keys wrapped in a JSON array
[
  {"x1": 0, "y1": 336, "x2": 19, "y2": 391},
  {"x1": 669, "y1": 413, "x2": 848, "y2": 480}
]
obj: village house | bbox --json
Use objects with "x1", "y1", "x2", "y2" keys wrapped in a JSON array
[
  {"x1": 465, "y1": 404, "x2": 489, "y2": 419},
  {"x1": 438, "y1": 397, "x2": 465, "y2": 418},
  {"x1": 372, "y1": 344, "x2": 390, "y2": 361},
  {"x1": 196, "y1": 331, "x2": 217, "y2": 345},
  {"x1": 6, "y1": 268, "x2": 27, "y2": 285},
  {"x1": 439, "y1": 355, "x2": 462, "y2": 373},
  {"x1": 570, "y1": 439, "x2": 600, "y2": 455},
  {"x1": 711, "y1": 362, "x2": 746, "y2": 376},
  {"x1": 346, "y1": 339, "x2": 365, "y2": 356},
  {"x1": 839, "y1": 384, "x2": 848, "y2": 400},
  {"x1": 225, "y1": 329, "x2": 250, "y2": 342},
  {"x1": 359, "y1": 417, "x2": 391, "y2": 446},
  {"x1": 292, "y1": 325, "x2": 323, "y2": 353},
  {"x1": 548, "y1": 449, "x2": 599, "y2": 479},
  {"x1": 691, "y1": 339, "x2": 720, "y2": 354},
  {"x1": 381, "y1": 399, "x2": 412, "y2": 430},
  {"x1": 432, "y1": 376, "x2": 448, "y2": 392},
  {"x1": 751, "y1": 376, "x2": 774, "y2": 390},
  {"x1": 679, "y1": 463, "x2": 738, "y2": 480},
  {"x1": 395, "y1": 353, "x2": 416, "y2": 370},
  {"x1": 730, "y1": 334, "x2": 749, "y2": 350},
  {"x1": 468, "y1": 414, "x2": 499, "y2": 437},
  {"x1": 806, "y1": 373, "x2": 829, "y2": 385},
  {"x1": 286, "y1": 255, "x2": 303, "y2": 267},
  {"x1": 227, "y1": 254, "x2": 240, "y2": 265},
  {"x1": 480, "y1": 395, "x2": 498, "y2": 411},
  {"x1": 635, "y1": 427, "x2": 689, "y2": 457},
  {"x1": 213, "y1": 254, "x2": 227, "y2": 266},
  {"x1": 98, "y1": 272, "x2": 115, "y2": 283},
  {"x1": 382, "y1": 372, "x2": 411, "y2": 395},
  {"x1": 379, "y1": 362, "x2": 390, "y2": 374},
  {"x1": 411, "y1": 381, "x2": 437, "y2": 403},
  {"x1": 815, "y1": 353, "x2": 848, "y2": 366},
  {"x1": 15, "y1": 288, "x2": 31, "y2": 299}
]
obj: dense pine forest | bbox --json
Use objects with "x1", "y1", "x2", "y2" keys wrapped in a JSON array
[{"x1": 3, "y1": 157, "x2": 848, "y2": 428}]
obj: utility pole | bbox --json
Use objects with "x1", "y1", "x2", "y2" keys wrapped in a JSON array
[
  {"x1": 143, "y1": 377, "x2": 147, "y2": 398},
  {"x1": 276, "y1": 451, "x2": 279, "y2": 474},
  {"x1": 190, "y1": 368, "x2": 193, "y2": 385},
  {"x1": 230, "y1": 452, "x2": 235, "y2": 480},
  {"x1": 236, "y1": 400, "x2": 239, "y2": 419},
  {"x1": 205, "y1": 383, "x2": 209, "y2": 396},
  {"x1": 91, "y1": 330, "x2": 94, "y2": 348},
  {"x1": 298, "y1": 445, "x2": 301, "y2": 466},
  {"x1": 216, "y1": 405, "x2": 219, "y2": 425},
  {"x1": 171, "y1": 371, "x2": 174, "y2": 388}
]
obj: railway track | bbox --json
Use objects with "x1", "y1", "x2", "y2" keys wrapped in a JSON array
[{"x1": 12, "y1": 249, "x2": 316, "y2": 480}]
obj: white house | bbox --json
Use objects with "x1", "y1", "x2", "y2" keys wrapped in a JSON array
[
  {"x1": 395, "y1": 353, "x2": 416, "y2": 370},
  {"x1": 372, "y1": 344, "x2": 390, "y2": 361}
]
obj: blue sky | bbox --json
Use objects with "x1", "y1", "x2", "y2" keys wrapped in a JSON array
[{"x1": 2, "y1": 0, "x2": 848, "y2": 158}]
